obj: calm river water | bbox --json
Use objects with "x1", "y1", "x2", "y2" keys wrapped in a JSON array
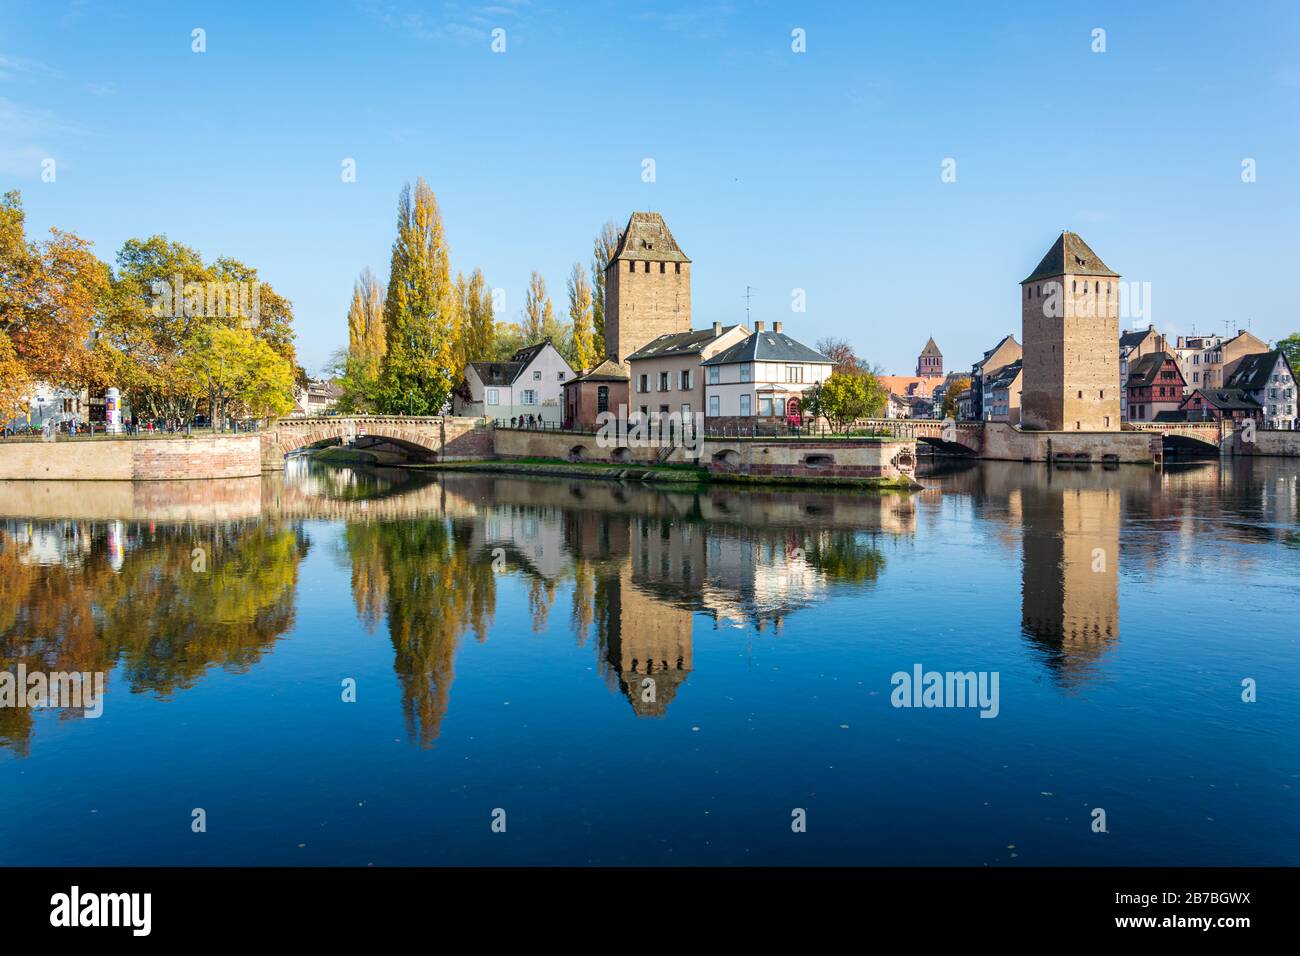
[{"x1": 1, "y1": 457, "x2": 1297, "y2": 865}]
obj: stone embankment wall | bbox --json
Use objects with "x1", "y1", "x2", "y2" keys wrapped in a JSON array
[
  {"x1": 0, "y1": 435, "x2": 264, "y2": 481},
  {"x1": 979, "y1": 423, "x2": 1158, "y2": 463},
  {"x1": 493, "y1": 428, "x2": 917, "y2": 481}
]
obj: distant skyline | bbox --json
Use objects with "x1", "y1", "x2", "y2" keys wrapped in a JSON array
[{"x1": 3, "y1": 0, "x2": 1297, "y2": 375}]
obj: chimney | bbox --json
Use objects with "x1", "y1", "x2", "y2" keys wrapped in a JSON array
[
  {"x1": 773, "y1": 321, "x2": 783, "y2": 334},
  {"x1": 755, "y1": 321, "x2": 765, "y2": 333},
  {"x1": 712, "y1": 321, "x2": 721, "y2": 337}
]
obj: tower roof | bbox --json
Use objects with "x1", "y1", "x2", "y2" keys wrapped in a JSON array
[
  {"x1": 612, "y1": 211, "x2": 690, "y2": 263},
  {"x1": 1021, "y1": 231, "x2": 1119, "y2": 284},
  {"x1": 920, "y1": 336, "x2": 941, "y2": 357}
]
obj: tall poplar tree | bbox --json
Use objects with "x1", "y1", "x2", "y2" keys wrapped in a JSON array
[
  {"x1": 590, "y1": 220, "x2": 618, "y2": 362},
  {"x1": 566, "y1": 263, "x2": 596, "y2": 372},
  {"x1": 523, "y1": 271, "x2": 560, "y2": 344},
  {"x1": 378, "y1": 179, "x2": 459, "y2": 415},
  {"x1": 460, "y1": 268, "x2": 495, "y2": 363},
  {"x1": 347, "y1": 266, "x2": 385, "y2": 377}
]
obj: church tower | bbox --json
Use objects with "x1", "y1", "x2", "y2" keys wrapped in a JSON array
[
  {"x1": 603, "y1": 212, "x2": 691, "y2": 363},
  {"x1": 1020, "y1": 231, "x2": 1121, "y2": 431},
  {"x1": 916, "y1": 337, "x2": 943, "y2": 378}
]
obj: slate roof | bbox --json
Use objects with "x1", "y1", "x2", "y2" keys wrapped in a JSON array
[
  {"x1": 1022, "y1": 231, "x2": 1119, "y2": 284},
  {"x1": 567, "y1": 358, "x2": 629, "y2": 384},
  {"x1": 469, "y1": 360, "x2": 525, "y2": 386},
  {"x1": 701, "y1": 330, "x2": 831, "y2": 366},
  {"x1": 1125, "y1": 351, "x2": 1180, "y2": 388},
  {"x1": 611, "y1": 212, "x2": 690, "y2": 263},
  {"x1": 469, "y1": 338, "x2": 555, "y2": 386},
  {"x1": 1181, "y1": 388, "x2": 1263, "y2": 412},
  {"x1": 1225, "y1": 350, "x2": 1286, "y2": 392},
  {"x1": 625, "y1": 325, "x2": 741, "y2": 361},
  {"x1": 988, "y1": 359, "x2": 1023, "y2": 391}
]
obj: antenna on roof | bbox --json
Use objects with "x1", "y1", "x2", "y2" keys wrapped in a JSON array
[{"x1": 744, "y1": 286, "x2": 758, "y2": 325}]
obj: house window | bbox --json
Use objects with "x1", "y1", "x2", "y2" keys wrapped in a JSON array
[
  {"x1": 740, "y1": 364, "x2": 752, "y2": 383},
  {"x1": 557, "y1": 371, "x2": 565, "y2": 381},
  {"x1": 659, "y1": 371, "x2": 670, "y2": 391},
  {"x1": 708, "y1": 366, "x2": 720, "y2": 385},
  {"x1": 522, "y1": 390, "x2": 537, "y2": 405},
  {"x1": 659, "y1": 262, "x2": 665, "y2": 273},
  {"x1": 739, "y1": 394, "x2": 752, "y2": 416},
  {"x1": 533, "y1": 370, "x2": 542, "y2": 380},
  {"x1": 759, "y1": 397, "x2": 773, "y2": 417},
  {"x1": 680, "y1": 369, "x2": 691, "y2": 389},
  {"x1": 486, "y1": 389, "x2": 499, "y2": 406},
  {"x1": 786, "y1": 365, "x2": 803, "y2": 383},
  {"x1": 638, "y1": 374, "x2": 648, "y2": 393},
  {"x1": 644, "y1": 261, "x2": 650, "y2": 273},
  {"x1": 709, "y1": 395, "x2": 719, "y2": 416},
  {"x1": 776, "y1": 398, "x2": 786, "y2": 417},
  {"x1": 629, "y1": 262, "x2": 635, "y2": 273},
  {"x1": 675, "y1": 263, "x2": 681, "y2": 274},
  {"x1": 597, "y1": 386, "x2": 609, "y2": 413}
]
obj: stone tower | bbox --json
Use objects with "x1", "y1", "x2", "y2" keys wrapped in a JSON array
[
  {"x1": 1020, "y1": 231, "x2": 1121, "y2": 431},
  {"x1": 916, "y1": 337, "x2": 943, "y2": 378},
  {"x1": 604, "y1": 212, "x2": 691, "y2": 363}
]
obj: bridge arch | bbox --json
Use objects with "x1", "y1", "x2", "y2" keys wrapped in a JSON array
[{"x1": 261, "y1": 417, "x2": 445, "y2": 469}]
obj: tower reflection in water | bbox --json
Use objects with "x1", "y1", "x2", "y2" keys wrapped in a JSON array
[
  {"x1": 10, "y1": 456, "x2": 1289, "y2": 754},
  {"x1": 1019, "y1": 476, "x2": 1121, "y2": 685}
]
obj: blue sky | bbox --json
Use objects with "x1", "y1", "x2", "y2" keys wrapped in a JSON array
[{"x1": 2, "y1": 0, "x2": 1297, "y2": 375}]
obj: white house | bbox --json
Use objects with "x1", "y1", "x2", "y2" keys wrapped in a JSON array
[
  {"x1": 1225, "y1": 350, "x2": 1297, "y2": 430},
  {"x1": 701, "y1": 322, "x2": 832, "y2": 426},
  {"x1": 4, "y1": 383, "x2": 98, "y2": 432},
  {"x1": 292, "y1": 379, "x2": 343, "y2": 417},
  {"x1": 452, "y1": 338, "x2": 574, "y2": 424}
]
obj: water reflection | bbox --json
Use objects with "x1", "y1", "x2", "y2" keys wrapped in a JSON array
[
  {"x1": 2, "y1": 455, "x2": 1297, "y2": 755},
  {"x1": 0, "y1": 518, "x2": 308, "y2": 755}
]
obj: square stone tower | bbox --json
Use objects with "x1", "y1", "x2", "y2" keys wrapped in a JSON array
[
  {"x1": 604, "y1": 212, "x2": 691, "y2": 363},
  {"x1": 1020, "y1": 231, "x2": 1121, "y2": 431}
]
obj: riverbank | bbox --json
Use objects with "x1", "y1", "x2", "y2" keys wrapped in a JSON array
[{"x1": 411, "y1": 457, "x2": 922, "y2": 491}]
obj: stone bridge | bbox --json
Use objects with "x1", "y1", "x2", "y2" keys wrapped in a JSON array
[
  {"x1": 260, "y1": 416, "x2": 492, "y2": 470},
  {"x1": 856, "y1": 419, "x2": 987, "y2": 455},
  {"x1": 1123, "y1": 420, "x2": 1227, "y2": 453}
]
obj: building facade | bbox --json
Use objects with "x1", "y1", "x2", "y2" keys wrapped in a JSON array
[
  {"x1": 626, "y1": 322, "x2": 749, "y2": 423},
  {"x1": 1224, "y1": 350, "x2": 1297, "y2": 429},
  {"x1": 1170, "y1": 333, "x2": 1225, "y2": 394},
  {"x1": 453, "y1": 338, "x2": 574, "y2": 423},
  {"x1": 1125, "y1": 351, "x2": 1186, "y2": 422},
  {"x1": 701, "y1": 322, "x2": 832, "y2": 429},
  {"x1": 1178, "y1": 388, "x2": 1262, "y2": 424},
  {"x1": 562, "y1": 359, "x2": 629, "y2": 429},
  {"x1": 1118, "y1": 326, "x2": 1162, "y2": 421},
  {"x1": 968, "y1": 334, "x2": 1021, "y2": 421},
  {"x1": 987, "y1": 359, "x2": 1023, "y2": 423},
  {"x1": 603, "y1": 212, "x2": 691, "y2": 364},
  {"x1": 1020, "y1": 231, "x2": 1121, "y2": 431}
]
